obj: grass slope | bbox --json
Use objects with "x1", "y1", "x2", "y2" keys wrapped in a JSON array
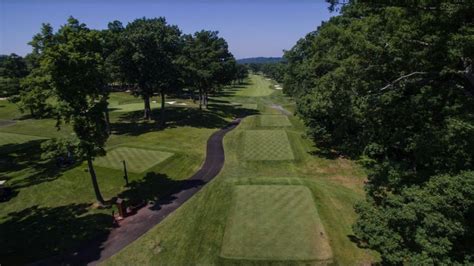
[
  {"x1": 94, "y1": 147, "x2": 174, "y2": 173},
  {"x1": 103, "y1": 75, "x2": 376, "y2": 265}
]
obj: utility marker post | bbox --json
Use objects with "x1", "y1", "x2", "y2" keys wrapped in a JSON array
[{"x1": 123, "y1": 160, "x2": 129, "y2": 186}]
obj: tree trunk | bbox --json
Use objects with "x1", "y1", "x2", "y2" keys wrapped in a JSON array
[
  {"x1": 204, "y1": 91, "x2": 208, "y2": 109},
  {"x1": 104, "y1": 104, "x2": 111, "y2": 134},
  {"x1": 198, "y1": 88, "x2": 203, "y2": 110},
  {"x1": 143, "y1": 95, "x2": 151, "y2": 120},
  {"x1": 160, "y1": 90, "x2": 166, "y2": 127},
  {"x1": 29, "y1": 107, "x2": 35, "y2": 118},
  {"x1": 87, "y1": 156, "x2": 105, "y2": 205}
]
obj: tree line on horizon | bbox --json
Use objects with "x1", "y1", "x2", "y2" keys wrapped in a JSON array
[
  {"x1": 0, "y1": 16, "x2": 249, "y2": 205},
  {"x1": 283, "y1": 0, "x2": 473, "y2": 264}
]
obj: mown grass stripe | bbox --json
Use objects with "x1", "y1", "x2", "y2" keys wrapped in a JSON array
[{"x1": 94, "y1": 147, "x2": 174, "y2": 173}]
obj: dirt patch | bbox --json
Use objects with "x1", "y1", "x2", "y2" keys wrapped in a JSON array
[{"x1": 0, "y1": 119, "x2": 16, "y2": 128}]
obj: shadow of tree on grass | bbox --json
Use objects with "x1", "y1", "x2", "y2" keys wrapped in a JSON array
[
  {"x1": 0, "y1": 140, "x2": 72, "y2": 200},
  {"x1": 0, "y1": 203, "x2": 113, "y2": 265},
  {"x1": 117, "y1": 172, "x2": 204, "y2": 207},
  {"x1": 112, "y1": 105, "x2": 258, "y2": 136}
]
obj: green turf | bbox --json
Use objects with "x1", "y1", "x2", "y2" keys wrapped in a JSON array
[
  {"x1": 110, "y1": 102, "x2": 160, "y2": 113},
  {"x1": 241, "y1": 103, "x2": 258, "y2": 110},
  {"x1": 0, "y1": 132, "x2": 46, "y2": 146},
  {"x1": 220, "y1": 185, "x2": 332, "y2": 261},
  {"x1": 233, "y1": 75, "x2": 275, "y2": 97},
  {"x1": 0, "y1": 75, "x2": 376, "y2": 265},
  {"x1": 259, "y1": 115, "x2": 292, "y2": 127},
  {"x1": 242, "y1": 130, "x2": 295, "y2": 161},
  {"x1": 103, "y1": 75, "x2": 376, "y2": 265},
  {"x1": 94, "y1": 147, "x2": 174, "y2": 173}
]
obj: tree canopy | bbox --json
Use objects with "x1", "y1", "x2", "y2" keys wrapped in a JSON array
[
  {"x1": 180, "y1": 30, "x2": 236, "y2": 109},
  {"x1": 110, "y1": 17, "x2": 182, "y2": 121},
  {"x1": 284, "y1": 1, "x2": 474, "y2": 264},
  {"x1": 0, "y1": 53, "x2": 28, "y2": 97},
  {"x1": 41, "y1": 17, "x2": 110, "y2": 204}
]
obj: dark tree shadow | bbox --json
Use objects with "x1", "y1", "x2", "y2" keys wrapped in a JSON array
[
  {"x1": 347, "y1": 234, "x2": 368, "y2": 249},
  {"x1": 308, "y1": 149, "x2": 341, "y2": 160},
  {"x1": 117, "y1": 172, "x2": 204, "y2": 208},
  {"x1": 0, "y1": 204, "x2": 113, "y2": 265},
  {"x1": 112, "y1": 106, "x2": 258, "y2": 136},
  {"x1": 0, "y1": 139, "x2": 72, "y2": 201}
]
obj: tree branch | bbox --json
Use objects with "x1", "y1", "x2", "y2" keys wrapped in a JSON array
[{"x1": 380, "y1": 72, "x2": 428, "y2": 91}]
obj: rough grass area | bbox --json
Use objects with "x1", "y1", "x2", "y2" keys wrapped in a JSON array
[
  {"x1": 243, "y1": 130, "x2": 294, "y2": 161},
  {"x1": 0, "y1": 132, "x2": 46, "y2": 146},
  {"x1": 220, "y1": 185, "x2": 332, "y2": 261},
  {"x1": 259, "y1": 115, "x2": 292, "y2": 127},
  {"x1": 94, "y1": 147, "x2": 174, "y2": 173}
]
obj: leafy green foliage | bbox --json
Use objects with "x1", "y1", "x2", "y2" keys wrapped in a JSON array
[
  {"x1": 0, "y1": 54, "x2": 29, "y2": 97},
  {"x1": 40, "y1": 17, "x2": 110, "y2": 203},
  {"x1": 285, "y1": 1, "x2": 474, "y2": 263},
  {"x1": 110, "y1": 17, "x2": 182, "y2": 120},
  {"x1": 353, "y1": 172, "x2": 474, "y2": 264},
  {"x1": 179, "y1": 30, "x2": 236, "y2": 109}
]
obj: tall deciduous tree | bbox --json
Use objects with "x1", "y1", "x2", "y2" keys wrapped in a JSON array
[
  {"x1": 101, "y1": 20, "x2": 125, "y2": 133},
  {"x1": 285, "y1": 0, "x2": 474, "y2": 263},
  {"x1": 113, "y1": 17, "x2": 182, "y2": 123},
  {"x1": 16, "y1": 23, "x2": 55, "y2": 117},
  {"x1": 0, "y1": 53, "x2": 28, "y2": 97},
  {"x1": 180, "y1": 31, "x2": 235, "y2": 109},
  {"x1": 42, "y1": 17, "x2": 109, "y2": 205}
]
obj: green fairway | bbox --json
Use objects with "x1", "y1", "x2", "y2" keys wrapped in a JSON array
[
  {"x1": 259, "y1": 114, "x2": 292, "y2": 127},
  {"x1": 234, "y1": 75, "x2": 275, "y2": 97},
  {"x1": 94, "y1": 147, "x2": 174, "y2": 173},
  {"x1": 104, "y1": 75, "x2": 375, "y2": 265},
  {"x1": 221, "y1": 185, "x2": 332, "y2": 261},
  {"x1": 0, "y1": 75, "x2": 375, "y2": 265},
  {"x1": 0, "y1": 132, "x2": 46, "y2": 146},
  {"x1": 243, "y1": 129, "x2": 294, "y2": 161}
]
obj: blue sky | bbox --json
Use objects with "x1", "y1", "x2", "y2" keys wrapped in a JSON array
[{"x1": 0, "y1": 0, "x2": 334, "y2": 59}]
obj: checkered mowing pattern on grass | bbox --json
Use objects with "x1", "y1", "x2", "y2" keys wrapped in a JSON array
[
  {"x1": 243, "y1": 130, "x2": 295, "y2": 161},
  {"x1": 259, "y1": 115, "x2": 292, "y2": 127},
  {"x1": 94, "y1": 147, "x2": 174, "y2": 173},
  {"x1": 221, "y1": 185, "x2": 333, "y2": 261}
]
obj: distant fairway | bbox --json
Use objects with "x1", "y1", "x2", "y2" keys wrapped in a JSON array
[
  {"x1": 221, "y1": 185, "x2": 333, "y2": 261},
  {"x1": 0, "y1": 132, "x2": 45, "y2": 146},
  {"x1": 243, "y1": 130, "x2": 294, "y2": 160},
  {"x1": 94, "y1": 147, "x2": 174, "y2": 173},
  {"x1": 259, "y1": 115, "x2": 292, "y2": 127},
  {"x1": 234, "y1": 75, "x2": 274, "y2": 97}
]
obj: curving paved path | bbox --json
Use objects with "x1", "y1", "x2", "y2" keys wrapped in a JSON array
[{"x1": 35, "y1": 122, "x2": 240, "y2": 266}]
